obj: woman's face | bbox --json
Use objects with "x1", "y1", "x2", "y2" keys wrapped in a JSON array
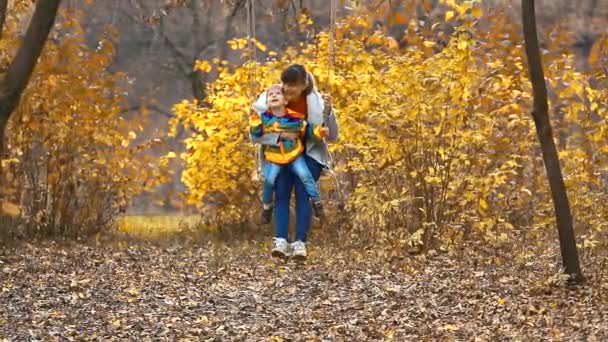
[{"x1": 282, "y1": 81, "x2": 307, "y2": 102}]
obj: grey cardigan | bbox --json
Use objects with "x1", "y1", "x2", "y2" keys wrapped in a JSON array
[{"x1": 250, "y1": 89, "x2": 340, "y2": 171}]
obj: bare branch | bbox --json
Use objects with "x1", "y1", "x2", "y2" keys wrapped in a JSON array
[
  {"x1": 193, "y1": 39, "x2": 223, "y2": 61},
  {"x1": 121, "y1": 104, "x2": 202, "y2": 135},
  {"x1": 117, "y1": 8, "x2": 192, "y2": 76}
]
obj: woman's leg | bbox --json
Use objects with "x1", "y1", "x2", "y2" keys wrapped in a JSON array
[
  {"x1": 273, "y1": 165, "x2": 295, "y2": 241},
  {"x1": 293, "y1": 156, "x2": 324, "y2": 242}
]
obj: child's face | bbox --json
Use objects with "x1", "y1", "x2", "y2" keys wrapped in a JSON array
[{"x1": 267, "y1": 87, "x2": 286, "y2": 107}]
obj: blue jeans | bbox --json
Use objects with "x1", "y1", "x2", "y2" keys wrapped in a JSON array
[
  {"x1": 262, "y1": 155, "x2": 321, "y2": 205},
  {"x1": 273, "y1": 155, "x2": 324, "y2": 242}
]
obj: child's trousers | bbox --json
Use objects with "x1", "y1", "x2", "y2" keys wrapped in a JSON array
[{"x1": 262, "y1": 155, "x2": 321, "y2": 204}]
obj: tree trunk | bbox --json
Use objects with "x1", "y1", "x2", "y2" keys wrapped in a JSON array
[
  {"x1": 0, "y1": 0, "x2": 62, "y2": 154},
  {"x1": 586, "y1": 0, "x2": 599, "y2": 17},
  {"x1": 189, "y1": 0, "x2": 206, "y2": 102},
  {"x1": 0, "y1": 0, "x2": 8, "y2": 39},
  {"x1": 521, "y1": 0, "x2": 584, "y2": 283}
]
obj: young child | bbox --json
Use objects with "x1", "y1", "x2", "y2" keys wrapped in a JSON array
[{"x1": 250, "y1": 84, "x2": 328, "y2": 224}]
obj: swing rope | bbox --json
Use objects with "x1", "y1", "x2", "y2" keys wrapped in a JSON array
[
  {"x1": 326, "y1": 0, "x2": 336, "y2": 90},
  {"x1": 322, "y1": 0, "x2": 346, "y2": 209},
  {"x1": 246, "y1": 0, "x2": 264, "y2": 181},
  {"x1": 246, "y1": 0, "x2": 257, "y2": 102}
]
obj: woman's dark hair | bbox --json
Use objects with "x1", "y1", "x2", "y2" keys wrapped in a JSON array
[{"x1": 281, "y1": 64, "x2": 314, "y2": 95}]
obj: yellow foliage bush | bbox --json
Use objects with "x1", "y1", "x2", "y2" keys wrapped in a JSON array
[
  {"x1": 171, "y1": 3, "x2": 608, "y2": 251},
  {"x1": 0, "y1": 8, "x2": 169, "y2": 237}
]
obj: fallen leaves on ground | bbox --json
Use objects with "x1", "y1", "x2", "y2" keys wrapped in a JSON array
[{"x1": 0, "y1": 240, "x2": 606, "y2": 340}]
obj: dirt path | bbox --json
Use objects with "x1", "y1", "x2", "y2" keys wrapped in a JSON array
[{"x1": 1, "y1": 241, "x2": 606, "y2": 341}]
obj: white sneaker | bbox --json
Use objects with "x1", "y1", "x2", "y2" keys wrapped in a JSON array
[
  {"x1": 271, "y1": 238, "x2": 291, "y2": 258},
  {"x1": 291, "y1": 240, "x2": 307, "y2": 260}
]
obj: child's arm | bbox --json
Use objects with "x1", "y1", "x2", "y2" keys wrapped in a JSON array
[
  {"x1": 248, "y1": 109, "x2": 264, "y2": 138},
  {"x1": 305, "y1": 122, "x2": 329, "y2": 142}
]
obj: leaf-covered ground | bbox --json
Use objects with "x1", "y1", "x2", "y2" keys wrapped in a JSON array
[{"x1": 1, "y1": 240, "x2": 607, "y2": 341}]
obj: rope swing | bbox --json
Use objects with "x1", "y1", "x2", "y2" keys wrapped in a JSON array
[{"x1": 245, "y1": 0, "x2": 345, "y2": 210}]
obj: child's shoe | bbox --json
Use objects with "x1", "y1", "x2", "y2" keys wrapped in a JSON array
[{"x1": 312, "y1": 200, "x2": 325, "y2": 219}]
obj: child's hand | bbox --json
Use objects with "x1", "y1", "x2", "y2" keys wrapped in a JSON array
[
  {"x1": 318, "y1": 126, "x2": 330, "y2": 138},
  {"x1": 249, "y1": 108, "x2": 262, "y2": 127},
  {"x1": 249, "y1": 107, "x2": 260, "y2": 118}
]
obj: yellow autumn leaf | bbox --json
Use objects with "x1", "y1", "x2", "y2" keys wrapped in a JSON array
[
  {"x1": 445, "y1": 10, "x2": 455, "y2": 21},
  {"x1": 479, "y1": 199, "x2": 489, "y2": 211},
  {"x1": 588, "y1": 38, "x2": 604, "y2": 65},
  {"x1": 255, "y1": 41, "x2": 267, "y2": 52},
  {"x1": 385, "y1": 328, "x2": 396, "y2": 339},
  {"x1": 1, "y1": 201, "x2": 21, "y2": 217},
  {"x1": 195, "y1": 315, "x2": 211, "y2": 324},
  {"x1": 458, "y1": 39, "x2": 468, "y2": 50},
  {"x1": 126, "y1": 287, "x2": 140, "y2": 296},
  {"x1": 472, "y1": 7, "x2": 483, "y2": 19},
  {"x1": 386, "y1": 37, "x2": 399, "y2": 50},
  {"x1": 1, "y1": 158, "x2": 19, "y2": 168},
  {"x1": 442, "y1": 324, "x2": 459, "y2": 331},
  {"x1": 590, "y1": 102, "x2": 599, "y2": 111}
]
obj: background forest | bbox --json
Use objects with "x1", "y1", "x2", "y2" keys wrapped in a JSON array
[{"x1": 0, "y1": 0, "x2": 607, "y2": 339}]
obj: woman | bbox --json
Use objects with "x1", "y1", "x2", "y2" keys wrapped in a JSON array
[{"x1": 251, "y1": 64, "x2": 339, "y2": 260}]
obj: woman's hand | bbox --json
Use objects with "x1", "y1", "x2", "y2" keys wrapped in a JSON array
[{"x1": 322, "y1": 94, "x2": 333, "y2": 117}]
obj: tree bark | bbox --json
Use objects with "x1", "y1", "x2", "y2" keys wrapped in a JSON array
[
  {"x1": 0, "y1": 0, "x2": 8, "y2": 39},
  {"x1": 0, "y1": 0, "x2": 62, "y2": 154},
  {"x1": 189, "y1": 0, "x2": 206, "y2": 101},
  {"x1": 586, "y1": 0, "x2": 599, "y2": 17},
  {"x1": 521, "y1": 0, "x2": 583, "y2": 283}
]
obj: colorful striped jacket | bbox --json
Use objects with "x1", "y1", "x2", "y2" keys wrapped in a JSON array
[{"x1": 249, "y1": 108, "x2": 327, "y2": 164}]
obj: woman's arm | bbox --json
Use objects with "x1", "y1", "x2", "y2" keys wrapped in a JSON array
[
  {"x1": 322, "y1": 93, "x2": 339, "y2": 143},
  {"x1": 306, "y1": 91, "x2": 340, "y2": 142}
]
